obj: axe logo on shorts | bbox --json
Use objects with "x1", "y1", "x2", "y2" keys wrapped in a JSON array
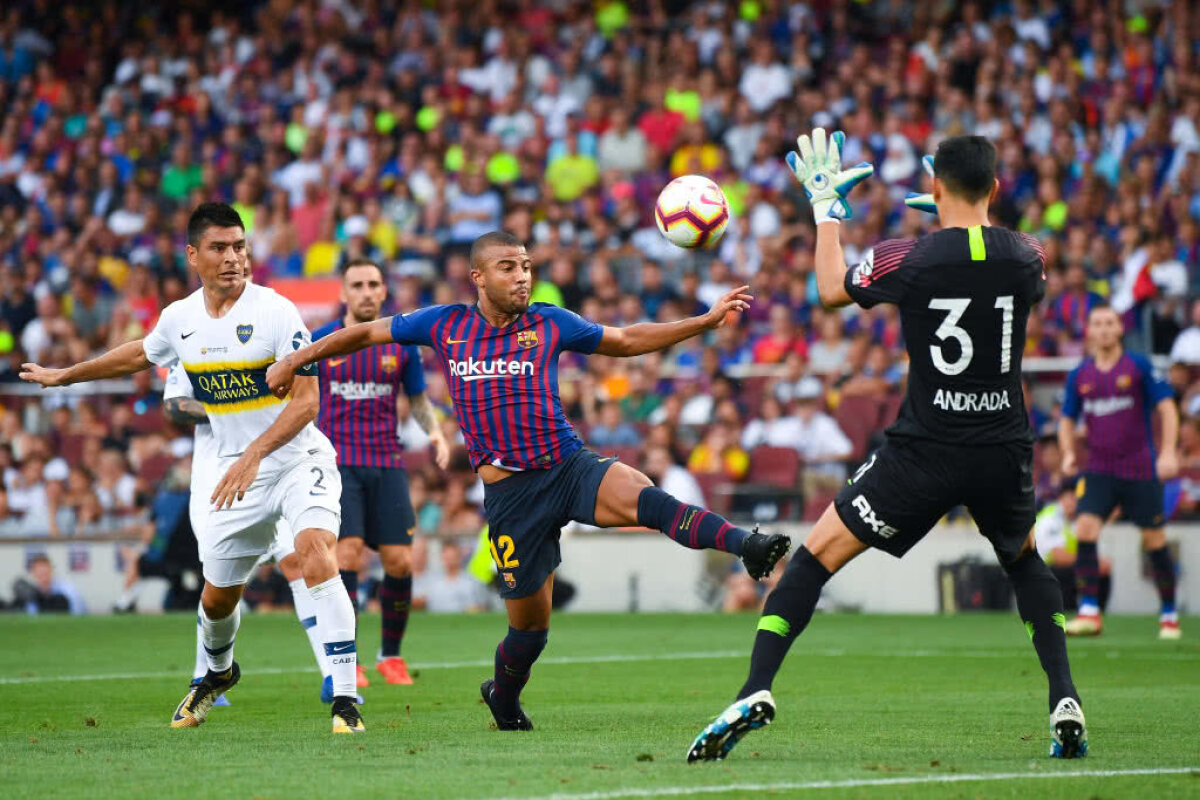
[{"x1": 851, "y1": 494, "x2": 898, "y2": 538}]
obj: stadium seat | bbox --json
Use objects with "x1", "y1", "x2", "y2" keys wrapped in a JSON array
[
  {"x1": 834, "y1": 395, "x2": 885, "y2": 461},
  {"x1": 692, "y1": 472, "x2": 731, "y2": 515},
  {"x1": 803, "y1": 489, "x2": 840, "y2": 521},
  {"x1": 404, "y1": 448, "x2": 431, "y2": 473},
  {"x1": 603, "y1": 446, "x2": 644, "y2": 467},
  {"x1": 747, "y1": 446, "x2": 801, "y2": 489}
]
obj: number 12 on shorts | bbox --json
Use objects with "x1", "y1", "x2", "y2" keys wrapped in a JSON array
[{"x1": 489, "y1": 534, "x2": 520, "y2": 569}]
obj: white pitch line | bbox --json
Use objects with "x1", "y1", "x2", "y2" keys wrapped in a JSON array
[
  {"x1": 484, "y1": 766, "x2": 1200, "y2": 800},
  {"x1": 0, "y1": 646, "x2": 1194, "y2": 685}
]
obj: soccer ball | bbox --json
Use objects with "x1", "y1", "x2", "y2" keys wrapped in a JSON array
[{"x1": 654, "y1": 175, "x2": 730, "y2": 249}]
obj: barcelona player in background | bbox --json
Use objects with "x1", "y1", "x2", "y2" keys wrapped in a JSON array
[
  {"x1": 268, "y1": 231, "x2": 791, "y2": 731},
  {"x1": 313, "y1": 257, "x2": 451, "y2": 689},
  {"x1": 1060, "y1": 305, "x2": 1181, "y2": 639}
]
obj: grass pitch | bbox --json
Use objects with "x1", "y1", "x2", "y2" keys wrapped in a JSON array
[{"x1": 0, "y1": 612, "x2": 1196, "y2": 799}]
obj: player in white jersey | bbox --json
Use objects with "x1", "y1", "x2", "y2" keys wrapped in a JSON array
[
  {"x1": 20, "y1": 203, "x2": 363, "y2": 733},
  {"x1": 166, "y1": 351, "x2": 342, "y2": 702}
]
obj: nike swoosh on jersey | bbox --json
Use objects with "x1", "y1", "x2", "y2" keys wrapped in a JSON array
[
  {"x1": 328, "y1": 358, "x2": 347, "y2": 367},
  {"x1": 181, "y1": 331, "x2": 196, "y2": 339},
  {"x1": 445, "y1": 338, "x2": 470, "y2": 345}
]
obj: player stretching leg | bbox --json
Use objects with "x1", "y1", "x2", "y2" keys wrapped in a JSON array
[
  {"x1": 688, "y1": 131, "x2": 1085, "y2": 762},
  {"x1": 313, "y1": 258, "x2": 451, "y2": 689},
  {"x1": 268, "y1": 231, "x2": 791, "y2": 731},
  {"x1": 21, "y1": 204, "x2": 363, "y2": 734},
  {"x1": 1060, "y1": 306, "x2": 1181, "y2": 640},
  {"x1": 165, "y1": 366, "x2": 333, "y2": 707}
]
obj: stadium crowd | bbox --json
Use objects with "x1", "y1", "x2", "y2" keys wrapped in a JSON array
[{"x1": 3, "y1": 0, "x2": 1200, "y2": 578}]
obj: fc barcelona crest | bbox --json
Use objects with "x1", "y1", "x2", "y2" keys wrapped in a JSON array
[
  {"x1": 380, "y1": 354, "x2": 398, "y2": 373},
  {"x1": 1117, "y1": 374, "x2": 1132, "y2": 389},
  {"x1": 517, "y1": 330, "x2": 539, "y2": 349},
  {"x1": 236, "y1": 324, "x2": 254, "y2": 344}
]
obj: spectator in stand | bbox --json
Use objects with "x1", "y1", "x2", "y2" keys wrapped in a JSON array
[
  {"x1": 791, "y1": 382, "x2": 853, "y2": 499},
  {"x1": 12, "y1": 555, "x2": 84, "y2": 615},
  {"x1": 590, "y1": 401, "x2": 641, "y2": 449},
  {"x1": 752, "y1": 304, "x2": 808, "y2": 365},
  {"x1": 415, "y1": 541, "x2": 487, "y2": 613},
  {"x1": 688, "y1": 422, "x2": 749, "y2": 483},
  {"x1": 1168, "y1": 299, "x2": 1200, "y2": 365},
  {"x1": 642, "y1": 445, "x2": 706, "y2": 508},
  {"x1": 741, "y1": 395, "x2": 804, "y2": 451}
]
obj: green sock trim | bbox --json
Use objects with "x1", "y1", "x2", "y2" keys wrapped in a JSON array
[
  {"x1": 1024, "y1": 621, "x2": 1035, "y2": 640},
  {"x1": 757, "y1": 615, "x2": 790, "y2": 637},
  {"x1": 1052, "y1": 612, "x2": 1066, "y2": 631},
  {"x1": 968, "y1": 225, "x2": 986, "y2": 260}
]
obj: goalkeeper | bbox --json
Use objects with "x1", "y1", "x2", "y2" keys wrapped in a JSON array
[{"x1": 686, "y1": 130, "x2": 1087, "y2": 762}]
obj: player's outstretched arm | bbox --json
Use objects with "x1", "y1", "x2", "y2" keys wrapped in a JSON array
[
  {"x1": 593, "y1": 286, "x2": 752, "y2": 357},
  {"x1": 814, "y1": 223, "x2": 853, "y2": 308},
  {"x1": 211, "y1": 375, "x2": 321, "y2": 509},
  {"x1": 20, "y1": 340, "x2": 151, "y2": 388},
  {"x1": 266, "y1": 317, "x2": 394, "y2": 398}
]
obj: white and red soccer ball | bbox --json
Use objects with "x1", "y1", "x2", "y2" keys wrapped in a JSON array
[{"x1": 654, "y1": 175, "x2": 730, "y2": 249}]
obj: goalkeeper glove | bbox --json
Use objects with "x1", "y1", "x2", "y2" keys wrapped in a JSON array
[
  {"x1": 904, "y1": 154, "x2": 938, "y2": 214},
  {"x1": 785, "y1": 128, "x2": 874, "y2": 224}
]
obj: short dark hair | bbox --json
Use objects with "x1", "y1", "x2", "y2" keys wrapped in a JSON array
[
  {"x1": 187, "y1": 203, "x2": 244, "y2": 246},
  {"x1": 932, "y1": 136, "x2": 997, "y2": 203},
  {"x1": 341, "y1": 257, "x2": 385, "y2": 282},
  {"x1": 469, "y1": 230, "x2": 523, "y2": 270}
]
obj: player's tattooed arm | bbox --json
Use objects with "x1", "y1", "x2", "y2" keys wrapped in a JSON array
[
  {"x1": 594, "y1": 286, "x2": 753, "y2": 357},
  {"x1": 410, "y1": 393, "x2": 451, "y2": 469},
  {"x1": 164, "y1": 396, "x2": 209, "y2": 427}
]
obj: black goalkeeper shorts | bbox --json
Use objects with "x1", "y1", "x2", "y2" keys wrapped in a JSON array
[{"x1": 834, "y1": 437, "x2": 1036, "y2": 564}]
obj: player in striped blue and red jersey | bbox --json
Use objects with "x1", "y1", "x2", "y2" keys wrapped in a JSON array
[
  {"x1": 312, "y1": 258, "x2": 451, "y2": 690},
  {"x1": 1059, "y1": 305, "x2": 1181, "y2": 639},
  {"x1": 268, "y1": 231, "x2": 791, "y2": 731}
]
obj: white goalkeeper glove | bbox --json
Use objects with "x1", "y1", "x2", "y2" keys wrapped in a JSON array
[
  {"x1": 904, "y1": 154, "x2": 937, "y2": 214},
  {"x1": 785, "y1": 128, "x2": 874, "y2": 224}
]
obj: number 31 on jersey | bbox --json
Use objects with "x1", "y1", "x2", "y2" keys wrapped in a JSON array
[{"x1": 928, "y1": 295, "x2": 1013, "y2": 376}]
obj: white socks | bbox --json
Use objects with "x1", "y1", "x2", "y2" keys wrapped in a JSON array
[
  {"x1": 309, "y1": 576, "x2": 357, "y2": 698},
  {"x1": 192, "y1": 617, "x2": 208, "y2": 680},
  {"x1": 289, "y1": 578, "x2": 330, "y2": 679},
  {"x1": 198, "y1": 602, "x2": 241, "y2": 673}
]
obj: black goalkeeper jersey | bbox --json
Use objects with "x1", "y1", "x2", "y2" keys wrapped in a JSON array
[{"x1": 844, "y1": 225, "x2": 1046, "y2": 445}]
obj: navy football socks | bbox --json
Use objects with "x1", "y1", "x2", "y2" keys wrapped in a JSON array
[
  {"x1": 492, "y1": 627, "x2": 548, "y2": 718},
  {"x1": 380, "y1": 574, "x2": 412, "y2": 658},
  {"x1": 637, "y1": 487, "x2": 749, "y2": 555}
]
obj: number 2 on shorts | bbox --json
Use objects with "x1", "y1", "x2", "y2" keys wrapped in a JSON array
[{"x1": 489, "y1": 534, "x2": 520, "y2": 569}]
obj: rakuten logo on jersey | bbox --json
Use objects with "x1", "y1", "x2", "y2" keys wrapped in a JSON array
[
  {"x1": 448, "y1": 358, "x2": 535, "y2": 381},
  {"x1": 330, "y1": 381, "x2": 395, "y2": 400},
  {"x1": 1083, "y1": 396, "x2": 1135, "y2": 417}
]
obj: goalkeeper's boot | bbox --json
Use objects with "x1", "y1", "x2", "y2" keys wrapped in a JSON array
[
  {"x1": 320, "y1": 675, "x2": 365, "y2": 704},
  {"x1": 687, "y1": 690, "x2": 775, "y2": 763},
  {"x1": 480, "y1": 679, "x2": 533, "y2": 731},
  {"x1": 741, "y1": 529, "x2": 791, "y2": 580},
  {"x1": 171, "y1": 662, "x2": 240, "y2": 728},
  {"x1": 331, "y1": 696, "x2": 365, "y2": 734},
  {"x1": 1049, "y1": 697, "x2": 1088, "y2": 758},
  {"x1": 1065, "y1": 613, "x2": 1103, "y2": 637}
]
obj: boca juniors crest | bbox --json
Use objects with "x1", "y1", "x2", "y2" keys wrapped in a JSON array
[
  {"x1": 380, "y1": 354, "x2": 398, "y2": 373},
  {"x1": 516, "y1": 330, "x2": 539, "y2": 349},
  {"x1": 236, "y1": 324, "x2": 254, "y2": 344}
]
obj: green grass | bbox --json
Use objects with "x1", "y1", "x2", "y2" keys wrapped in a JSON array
[{"x1": 0, "y1": 612, "x2": 1197, "y2": 799}]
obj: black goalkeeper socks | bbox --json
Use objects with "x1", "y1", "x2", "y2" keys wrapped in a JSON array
[
  {"x1": 1004, "y1": 551, "x2": 1080, "y2": 711},
  {"x1": 738, "y1": 547, "x2": 832, "y2": 699}
]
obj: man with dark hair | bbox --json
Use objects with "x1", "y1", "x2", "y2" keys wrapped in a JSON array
[
  {"x1": 268, "y1": 231, "x2": 791, "y2": 732},
  {"x1": 20, "y1": 203, "x2": 364, "y2": 735},
  {"x1": 686, "y1": 130, "x2": 1087, "y2": 762},
  {"x1": 313, "y1": 256, "x2": 450, "y2": 689},
  {"x1": 1059, "y1": 305, "x2": 1180, "y2": 639}
]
